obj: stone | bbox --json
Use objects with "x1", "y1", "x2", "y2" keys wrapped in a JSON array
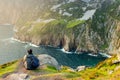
[
  {"x1": 76, "y1": 66, "x2": 86, "y2": 72},
  {"x1": 37, "y1": 54, "x2": 60, "y2": 70},
  {"x1": 112, "y1": 60, "x2": 120, "y2": 64}
]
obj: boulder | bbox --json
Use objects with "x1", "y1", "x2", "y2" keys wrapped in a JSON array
[
  {"x1": 37, "y1": 54, "x2": 60, "y2": 70},
  {"x1": 76, "y1": 66, "x2": 86, "y2": 72}
]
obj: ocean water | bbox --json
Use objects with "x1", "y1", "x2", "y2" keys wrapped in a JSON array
[{"x1": 0, "y1": 25, "x2": 106, "y2": 68}]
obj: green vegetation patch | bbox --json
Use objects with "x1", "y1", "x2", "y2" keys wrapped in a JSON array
[
  {"x1": 100, "y1": 44, "x2": 109, "y2": 50},
  {"x1": 63, "y1": 72, "x2": 80, "y2": 78},
  {"x1": 46, "y1": 19, "x2": 66, "y2": 26},
  {"x1": 34, "y1": 65, "x2": 58, "y2": 74},
  {"x1": 67, "y1": 20, "x2": 85, "y2": 28},
  {"x1": 78, "y1": 55, "x2": 120, "y2": 80},
  {"x1": 0, "y1": 60, "x2": 18, "y2": 77}
]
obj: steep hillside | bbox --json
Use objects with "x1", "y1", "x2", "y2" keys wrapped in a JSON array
[
  {"x1": 0, "y1": 0, "x2": 119, "y2": 54},
  {"x1": 14, "y1": 0, "x2": 102, "y2": 53},
  {"x1": 91, "y1": 0, "x2": 120, "y2": 54}
]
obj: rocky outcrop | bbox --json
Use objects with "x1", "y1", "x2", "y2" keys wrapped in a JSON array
[
  {"x1": 38, "y1": 54, "x2": 60, "y2": 70},
  {"x1": 108, "y1": 21, "x2": 120, "y2": 54},
  {"x1": 0, "y1": 54, "x2": 60, "y2": 80},
  {"x1": 76, "y1": 66, "x2": 86, "y2": 72}
]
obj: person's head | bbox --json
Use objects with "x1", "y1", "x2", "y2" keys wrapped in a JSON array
[{"x1": 27, "y1": 49, "x2": 33, "y2": 54}]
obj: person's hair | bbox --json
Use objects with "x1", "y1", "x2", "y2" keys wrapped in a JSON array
[{"x1": 27, "y1": 49, "x2": 33, "y2": 54}]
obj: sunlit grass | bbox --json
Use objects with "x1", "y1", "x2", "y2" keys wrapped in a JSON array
[
  {"x1": 67, "y1": 20, "x2": 85, "y2": 28},
  {"x1": 1, "y1": 55, "x2": 120, "y2": 80},
  {"x1": 0, "y1": 60, "x2": 18, "y2": 77}
]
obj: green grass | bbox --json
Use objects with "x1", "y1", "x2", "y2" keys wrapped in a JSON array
[
  {"x1": 27, "y1": 19, "x2": 66, "y2": 35},
  {"x1": 67, "y1": 20, "x2": 85, "y2": 28},
  {"x1": 100, "y1": 43, "x2": 109, "y2": 50},
  {"x1": 0, "y1": 52, "x2": 118, "y2": 80},
  {"x1": 63, "y1": 72, "x2": 80, "y2": 78},
  {"x1": 33, "y1": 65, "x2": 58, "y2": 74},
  {"x1": 78, "y1": 55, "x2": 120, "y2": 80},
  {"x1": 1, "y1": 55, "x2": 120, "y2": 80},
  {"x1": 0, "y1": 60, "x2": 18, "y2": 77}
]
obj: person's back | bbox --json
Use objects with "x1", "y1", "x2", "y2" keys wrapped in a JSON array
[{"x1": 23, "y1": 49, "x2": 39, "y2": 70}]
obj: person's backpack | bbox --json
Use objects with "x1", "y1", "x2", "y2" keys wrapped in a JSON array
[
  {"x1": 31, "y1": 56, "x2": 39, "y2": 69},
  {"x1": 26, "y1": 55, "x2": 39, "y2": 70}
]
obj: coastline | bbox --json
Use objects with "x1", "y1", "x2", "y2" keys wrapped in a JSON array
[
  {"x1": 11, "y1": 37, "x2": 39, "y2": 48},
  {"x1": 12, "y1": 37, "x2": 112, "y2": 58}
]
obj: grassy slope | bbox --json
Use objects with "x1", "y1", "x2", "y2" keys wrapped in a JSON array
[
  {"x1": 0, "y1": 60, "x2": 18, "y2": 77},
  {"x1": 1, "y1": 55, "x2": 120, "y2": 80},
  {"x1": 31, "y1": 55, "x2": 120, "y2": 80},
  {"x1": 67, "y1": 20, "x2": 85, "y2": 28}
]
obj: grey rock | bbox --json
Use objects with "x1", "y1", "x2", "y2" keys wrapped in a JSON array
[
  {"x1": 37, "y1": 54, "x2": 60, "y2": 70},
  {"x1": 76, "y1": 66, "x2": 86, "y2": 72}
]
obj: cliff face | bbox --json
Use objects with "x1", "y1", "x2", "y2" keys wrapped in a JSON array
[
  {"x1": 90, "y1": 0, "x2": 120, "y2": 54},
  {"x1": 0, "y1": 0, "x2": 120, "y2": 54}
]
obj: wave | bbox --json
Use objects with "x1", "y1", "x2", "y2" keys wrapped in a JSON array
[
  {"x1": 12, "y1": 38, "x2": 39, "y2": 47},
  {"x1": 88, "y1": 52, "x2": 112, "y2": 58},
  {"x1": 88, "y1": 53, "x2": 98, "y2": 57},
  {"x1": 60, "y1": 48, "x2": 72, "y2": 54},
  {"x1": 3, "y1": 37, "x2": 39, "y2": 48},
  {"x1": 28, "y1": 43, "x2": 39, "y2": 47},
  {"x1": 1, "y1": 37, "x2": 15, "y2": 43},
  {"x1": 10, "y1": 37, "x2": 26, "y2": 44},
  {"x1": 99, "y1": 52, "x2": 112, "y2": 58}
]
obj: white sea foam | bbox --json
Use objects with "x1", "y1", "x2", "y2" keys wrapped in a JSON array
[
  {"x1": 60, "y1": 48, "x2": 72, "y2": 54},
  {"x1": 10, "y1": 37, "x2": 26, "y2": 44},
  {"x1": 88, "y1": 53, "x2": 98, "y2": 57},
  {"x1": 29, "y1": 43, "x2": 39, "y2": 47},
  {"x1": 1, "y1": 38, "x2": 15, "y2": 43},
  {"x1": 99, "y1": 52, "x2": 112, "y2": 58},
  {"x1": 10, "y1": 37, "x2": 39, "y2": 47}
]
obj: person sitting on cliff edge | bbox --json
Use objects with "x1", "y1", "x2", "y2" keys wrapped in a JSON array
[{"x1": 23, "y1": 49, "x2": 40, "y2": 70}]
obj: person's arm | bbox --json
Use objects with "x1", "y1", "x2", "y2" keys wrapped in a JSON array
[{"x1": 23, "y1": 55, "x2": 27, "y2": 62}]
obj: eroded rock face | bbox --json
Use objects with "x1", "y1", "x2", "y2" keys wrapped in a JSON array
[
  {"x1": 14, "y1": 0, "x2": 119, "y2": 54},
  {"x1": 108, "y1": 21, "x2": 120, "y2": 54},
  {"x1": 38, "y1": 54, "x2": 60, "y2": 70}
]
